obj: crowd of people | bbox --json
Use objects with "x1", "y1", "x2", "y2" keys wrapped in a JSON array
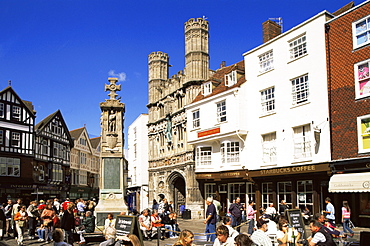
[
  {"x1": 0, "y1": 197, "x2": 97, "y2": 246},
  {"x1": 202, "y1": 196, "x2": 356, "y2": 246},
  {"x1": 0, "y1": 195, "x2": 358, "y2": 246}
]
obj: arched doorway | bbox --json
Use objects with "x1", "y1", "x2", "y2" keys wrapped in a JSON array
[{"x1": 168, "y1": 172, "x2": 186, "y2": 213}]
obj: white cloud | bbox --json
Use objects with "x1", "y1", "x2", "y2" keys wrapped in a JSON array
[{"x1": 108, "y1": 70, "x2": 126, "y2": 82}]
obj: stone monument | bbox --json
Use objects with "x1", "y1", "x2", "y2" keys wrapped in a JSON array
[{"x1": 95, "y1": 77, "x2": 128, "y2": 225}]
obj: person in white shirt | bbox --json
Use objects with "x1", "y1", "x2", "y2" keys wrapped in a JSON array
[
  {"x1": 213, "y1": 225, "x2": 235, "y2": 246},
  {"x1": 265, "y1": 204, "x2": 276, "y2": 220},
  {"x1": 222, "y1": 216, "x2": 239, "y2": 239},
  {"x1": 138, "y1": 209, "x2": 152, "y2": 241}
]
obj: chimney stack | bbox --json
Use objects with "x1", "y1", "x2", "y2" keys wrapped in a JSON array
[{"x1": 262, "y1": 20, "x2": 282, "y2": 43}]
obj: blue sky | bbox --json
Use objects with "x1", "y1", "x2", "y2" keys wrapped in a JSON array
[{"x1": 0, "y1": 0, "x2": 360, "y2": 145}]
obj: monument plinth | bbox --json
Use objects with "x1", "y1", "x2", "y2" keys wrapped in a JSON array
[{"x1": 95, "y1": 77, "x2": 128, "y2": 225}]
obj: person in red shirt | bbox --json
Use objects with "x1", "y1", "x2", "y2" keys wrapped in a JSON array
[{"x1": 61, "y1": 198, "x2": 70, "y2": 211}]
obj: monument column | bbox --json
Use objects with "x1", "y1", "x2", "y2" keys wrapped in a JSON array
[{"x1": 95, "y1": 77, "x2": 128, "y2": 225}]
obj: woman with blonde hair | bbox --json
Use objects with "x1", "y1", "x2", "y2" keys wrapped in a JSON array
[
  {"x1": 173, "y1": 229, "x2": 195, "y2": 246},
  {"x1": 342, "y1": 201, "x2": 354, "y2": 237}
]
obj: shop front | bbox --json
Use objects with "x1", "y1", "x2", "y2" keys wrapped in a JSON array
[
  {"x1": 329, "y1": 158, "x2": 370, "y2": 227},
  {"x1": 196, "y1": 163, "x2": 331, "y2": 218}
]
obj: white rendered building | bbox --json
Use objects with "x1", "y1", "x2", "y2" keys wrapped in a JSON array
[{"x1": 127, "y1": 114, "x2": 149, "y2": 213}]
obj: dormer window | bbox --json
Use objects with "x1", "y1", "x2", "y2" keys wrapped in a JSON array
[
  {"x1": 225, "y1": 71, "x2": 237, "y2": 86},
  {"x1": 202, "y1": 82, "x2": 212, "y2": 96}
]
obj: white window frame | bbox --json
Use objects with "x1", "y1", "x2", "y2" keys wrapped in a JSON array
[
  {"x1": 354, "y1": 58, "x2": 370, "y2": 99},
  {"x1": 192, "y1": 110, "x2": 200, "y2": 129},
  {"x1": 205, "y1": 183, "x2": 216, "y2": 199},
  {"x1": 202, "y1": 82, "x2": 212, "y2": 96},
  {"x1": 221, "y1": 141, "x2": 240, "y2": 164},
  {"x1": 261, "y1": 87, "x2": 275, "y2": 115},
  {"x1": 291, "y1": 74, "x2": 309, "y2": 105},
  {"x1": 262, "y1": 132, "x2": 277, "y2": 164},
  {"x1": 293, "y1": 124, "x2": 312, "y2": 160},
  {"x1": 196, "y1": 146, "x2": 212, "y2": 166},
  {"x1": 12, "y1": 106, "x2": 21, "y2": 121},
  {"x1": 259, "y1": 50, "x2": 274, "y2": 73},
  {"x1": 277, "y1": 181, "x2": 293, "y2": 209},
  {"x1": 262, "y1": 182, "x2": 273, "y2": 209},
  {"x1": 80, "y1": 152, "x2": 87, "y2": 165},
  {"x1": 297, "y1": 180, "x2": 313, "y2": 212},
  {"x1": 11, "y1": 132, "x2": 20, "y2": 147},
  {"x1": 228, "y1": 183, "x2": 246, "y2": 204},
  {"x1": 0, "y1": 157, "x2": 20, "y2": 177},
  {"x1": 357, "y1": 114, "x2": 370, "y2": 153},
  {"x1": 0, "y1": 103, "x2": 4, "y2": 118},
  {"x1": 289, "y1": 35, "x2": 307, "y2": 60},
  {"x1": 216, "y1": 100, "x2": 227, "y2": 123},
  {"x1": 225, "y1": 71, "x2": 237, "y2": 86},
  {"x1": 352, "y1": 15, "x2": 370, "y2": 49}
]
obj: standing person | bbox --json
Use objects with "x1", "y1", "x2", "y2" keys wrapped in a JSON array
[
  {"x1": 53, "y1": 198, "x2": 61, "y2": 215},
  {"x1": 14, "y1": 205, "x2": 28, "y2": 246},
  {"x1": 76, "y1": 199, "x2": 86, "y2": 216},
  {"x1": 229, "y1": 197, "x2": 243, "y2": 232},
  {"x1": 213, "y1": 195, "x2": 222, "y2": 222},
  {"x1": 61, "y1": 198, "x2": 70, "y2": 212},
  {"x1": 4, "y1": 200, "x2": 13, "y2": 238},
  {"x1": 152, "y1": 199, "x2": 159, "y2": 211},
  {"x1": 173, "y1": 229, "x2": 195, "y2": 246},
  {"x1": 246, "y1": 201, "x2": 256, "y2": 235},
  {"x1": 86, "y1": 200, "x2": 95, "y2": 213},
  {"x1": 61, "y1": 202, "x2": 75, "y2": 245},
  {"x1": 27, "y1": 200, "x2": 39, "y2": 239},
  {"x1": 204, "y1": 197, "x2": 217, "y2": 242},
  {"x1": 278, "y1": 200, "x2": 289, "y2": 216},
  {"x1": 323, "y1": 197, "x2": 335, "y2": 226},
  {"x1": 250, "y1": 219, "x2": 272, "y2": 246},
  {"x1": 213, "y1": 225, "x2": 234, "y2": 246},
  {"x1": 11, "y1": 199, "x2": 22, "y2": 239},
  {"x1": 0, "y1": 203, "x2": 6, "y2": 240},
  {"x1": 341, "y1": 201, "x2": 354, "y2": 237},
  {"x1": 307, "y1": 220, "x2": 336, "y2": 246}
]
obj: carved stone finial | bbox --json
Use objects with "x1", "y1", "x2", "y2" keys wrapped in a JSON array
[{"x1": 105, "y1": 77, "x2": 121, "y2": 100}]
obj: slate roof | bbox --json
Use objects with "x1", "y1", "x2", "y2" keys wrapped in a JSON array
[
  {"x1": 192, "y1": 60, "x2": 245, "y2": 103},
  {"x1": 90, "y1": 137, "x2": 101, "y2": 149},
  {"x1": 69, "y1": 127, "x2": 85, "y2": 140}
]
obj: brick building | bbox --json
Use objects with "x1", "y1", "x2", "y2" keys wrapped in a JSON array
[{"x1": 326, "y1": 0, "x2": 370, "y2": 227}]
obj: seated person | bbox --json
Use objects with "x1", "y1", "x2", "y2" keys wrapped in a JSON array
[
  {"x1": 307, "y1": 220, "x2": 336, "y2": 246},
  {"x1": 138, "y1": 209, "x2": 152, "y2": 241},
  {"x1": 100, "y1": 213, "x2": 116, "y2": 246},
  {"x1": 37, "y1": 222, "x2": 47, "y2": 241},
  {"x1": 162, "y1": 212, "x2": 176, "y2": 238},
  {"x1": 114, "y1": 234, "x2": 141, "y2": 246},
  {"x1": 213, "y1": 225, "x2": 234, "y2": 246},
  {"x1": 315, "y1": 213, "x2": 342, "y2": 238},
  {"x1": 222, "y1": 216, "x2": 238, "y2": 239},
  {"x1": 151, "y1": 209, "x2": 164, "y2": 240},
  {"x1": 53, "y1": 228, "x2": 72, "y2": 246},
  {"x1": 77, "y1": 211, "x2": 96, "y2": 244},
  {"x1": 172, "y1": 212, "x2": 180, "y2": 236}
]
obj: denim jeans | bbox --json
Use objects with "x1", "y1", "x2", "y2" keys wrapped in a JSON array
[
  {"x1": 248, "y1": 218, "x2": 254, "y2": 235},
  {"x1": 164, "y1": 224, "x2": 174, "y2": 237},
  {"x1": 205, "y1": 223, "x2": 216, "y2": 242},
  {"x1": 37, "y1": 228, "x2": 45, "y2": 240},
  {"x1": 343, "y1": 218, "x2": 354, "y2": 234}
]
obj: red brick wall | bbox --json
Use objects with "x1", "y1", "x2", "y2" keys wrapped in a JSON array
[{"x1": 326, "y1": 2, "x2": 370, "y2": 160}]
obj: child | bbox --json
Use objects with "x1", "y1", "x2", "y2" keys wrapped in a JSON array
[
  {"x1": 37, "y1": 221, "x2": 47, "y2": 241},
  {"x1": 52, "y1": 228, "x2": 71, "y2": 246}
]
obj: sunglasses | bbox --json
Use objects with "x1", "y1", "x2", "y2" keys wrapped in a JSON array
[{"x1": 282, "y1": 225, "x2": 288, "y2": 227}]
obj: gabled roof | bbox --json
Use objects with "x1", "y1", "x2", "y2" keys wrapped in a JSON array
[
  {"x1": 70, "y1": 127, "x2": 85, "y2": 140},
  {"x1": 90, "y1": 137, "x2": 101, "y2": 149},
  {"x1": 35, "y1": 110, "x2": 74, "y2": 145},
  {"x1": 0, "y1": 86, "x2": 36, "y2": 117},
  {"x1": 192, "y1": 60, "x2": 245, "y2": 103},
  {"x1": 69, "y1": 126, "x2": 94, "y2": 153}
]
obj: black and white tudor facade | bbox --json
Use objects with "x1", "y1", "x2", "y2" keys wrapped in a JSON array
[{"x1": 0, "y1": 86, "x2": 36, "y2": 200}]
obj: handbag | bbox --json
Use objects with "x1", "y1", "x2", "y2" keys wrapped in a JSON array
[
  {"x1": 18, "y1": 220, "x2": 25, "y2": 227},
  {"x1": 349, "y1": 220, "x2": 355, "y2": 229}
]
